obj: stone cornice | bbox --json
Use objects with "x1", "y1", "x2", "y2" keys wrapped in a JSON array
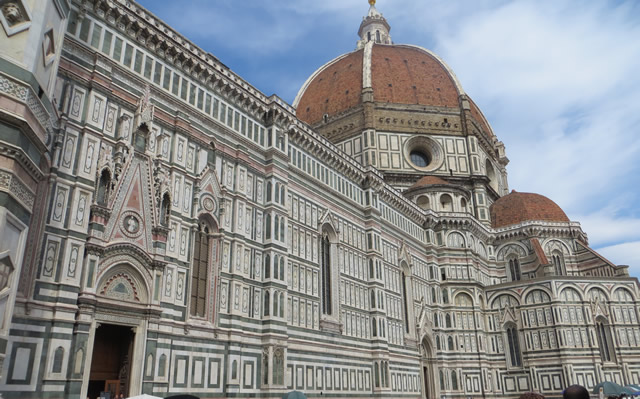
[
  {"x1": 80, "y1": 0, "x2": 272, "y2": 117},
  {"x1": 491, "y1": 221, "x2": 587, "y2": 244}
]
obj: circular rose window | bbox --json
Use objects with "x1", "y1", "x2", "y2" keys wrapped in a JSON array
[{"x1": 404, "y1": 136, "x2": 444, "y2": 172}]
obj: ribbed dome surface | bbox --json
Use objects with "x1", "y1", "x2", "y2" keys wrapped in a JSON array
[
  {"x1": 490, "y1": 191, "x2": 570, "y2": 228},
  {"x1": 295, "y1": 44, "x2": 461, "y2": 125}
]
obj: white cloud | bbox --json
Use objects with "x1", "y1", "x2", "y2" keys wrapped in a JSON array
[{"x1": 595, "y1": 241, "x2": 640, "y2": 278}]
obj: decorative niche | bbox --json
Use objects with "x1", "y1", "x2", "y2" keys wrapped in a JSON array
[{"x1": 0, "y1": 0, "x2": 32, "y2": 36}]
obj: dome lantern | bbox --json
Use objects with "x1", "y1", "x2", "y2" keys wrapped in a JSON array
[{"x1": 357, "y1": 0, "x2": 391, "y2": 48}]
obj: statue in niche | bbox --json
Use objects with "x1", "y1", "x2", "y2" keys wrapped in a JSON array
[{"x1": 2, "y1": 2, "x2": 24, "y2": 26}]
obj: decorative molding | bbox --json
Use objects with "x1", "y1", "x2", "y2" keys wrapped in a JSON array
[{"x1": 0, "y1": 169, "x2": 35, "y2": 209}]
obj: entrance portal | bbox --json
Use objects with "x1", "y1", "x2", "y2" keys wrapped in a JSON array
[{"x1": 88, "y1": 324, "x2": 135, "y2": 399}]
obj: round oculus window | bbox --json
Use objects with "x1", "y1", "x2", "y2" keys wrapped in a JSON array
[{"x1": 410, "y1": 150, "x2": 431, "y2": 168}]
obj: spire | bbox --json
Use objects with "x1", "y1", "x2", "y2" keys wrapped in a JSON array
[{"x1": 357, "y1": 0, "x2": 392, "y2": 49}]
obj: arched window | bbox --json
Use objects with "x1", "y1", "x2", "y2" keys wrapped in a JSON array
[
  {"x1": 383, "y1": 361, "x2": 389, "y2": 387},
  {"x1": 279, "y1": 292, "x2": 285, "y2": 318},
  {"x1": 160, "y1": 193, "x2": 171, "y2": 226},
  {"x1": 274, "y1": 183, "x2": 280, "y2": 203},
  {"x1": 442, "y1": 288, "x2": 449, "y2": 304},
  {"x1": 460, "y1": 198, "x2": 467, "y2": 213},
  {"x1": 265, "y1": 214, "x2": 271, "y2": 240},
  {"x1": 264, "y1": 254, "x2": 270, "y2": 279},
  {"x1": 158, "y1": 354, "x2": 167, "y2": 377},
  {"x1": 279, "y1": 217, "x2": 285, "y2": 241},
  {"x1": 274, "y1": 215, "x2": 280, "y2": 240},
  {"x1": 321, "y1": 232, "x2": 332, "y2": 315},
  {"x1": 369, "y1": 259, "x2": 374, "y2": 279},
  {"x1": 280, "y1": 186, "x2": 285, "y2": 204},
  {"x1": 508, "y1": 258, "x2": 522, "y2": 281},
  {"x1": 232, "y1": 359, "x2": 238, "y2": 380},
  {"x1": 374, "y1": 362, "x2": 380, "y2": 387},
  {"x1": 445, "y1": 314, "x2": 452, "y2": 328},
  {"x1": 506, "y1": 324, "x2": 522, "y2": 367},
  {"x1": 372, "y1": 317, "x2": 377, "y2": 337},
  {"x1": 417, "y1": 195, "x2": 430, "y2": 210},
  {"x1": 440, "y1": 194, "x2": 453, "y2": 211},
  {"x1": 451, "y1": 370, "x2": 458, "y2": 390},
  {"x1": 52, "y1": 346, "x2": 64, "y2": 373},
  {"x1": 191, "y1": 222, "x2": 211, "y2": 317},
  {"x1": 439, "y1": 370, "x2": 445, "y2": 390},
  {"x1": 262, "y1": 350, "x2": 269, "y2": 385},
  {"x1": 552, "y1": 251, "x2": 565, "y2": 275},
  {"x1": 266, "y1": 182, "x2": 272, "y2": 202},
  {"x1": 367, "y1": 31, "x2": 372, "y2": 42},
  {"x1": 370, "y1": 289, "x2": 376, "y2": 308},
  {"x1": 279, "y1": 257, "x2": 285, "y2": 281},
  {"x1": 376, "y1": 30, "x2": 381, "y2": 43},
  {"x1": 448, "y1": 336, "x2": 454, "y2": 351},
  {"x1": 264, "y1": 291, "x2": 270, "y2": 316},
  {"x1": 273, "y1": 348, "x2": 284, "y2": 385},
  {"x1": 432, "y1": 287, "x2": 437, "y2": 304},
  {"x1": 96, "y1": 169, "x2": 111, "y2": 206},
  {"x1": 401, "y1": 270, "x2": 410, "y2": 333},
  {"x1": 436, "y1": 335, "x2": 441, "y2": 350},
  {"x1": 596, "y1": 317, "x2": 616, "y2": 363},
  {"x1": 273, "y1": 290, "x2": 279, "y2": 316}
]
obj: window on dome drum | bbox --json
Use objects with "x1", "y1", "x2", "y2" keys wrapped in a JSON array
[
  {"x1": 506, "y1": 324, "x2": 522, "y2": 367},
  {"x1": 410, "y1": 150, "x2": 430, "y2": 167},
  {"x1": 321, "y1": 233, "x2": 332, "y2": 315},
  {"x1": 191, "y1": 222, "x2": 210, "y2": 317},
  {"x1": 596, "y1": 317, "x2": 616, "y2": 362},
  {"x1": 508, "y1": 258, "x2": 522, "y2": 281}
]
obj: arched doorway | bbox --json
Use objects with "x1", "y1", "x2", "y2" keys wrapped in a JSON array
[
  {"x1": 81, "y1": 261, "x2": 153, "y2": 399},
  {"x1": 421, "y1": 336, "x2": 438, "y2": 399}
]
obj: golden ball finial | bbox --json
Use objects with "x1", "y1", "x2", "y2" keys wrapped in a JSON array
[{"x1": 369, "y1": 0, "x2": 376, "y2": 5}]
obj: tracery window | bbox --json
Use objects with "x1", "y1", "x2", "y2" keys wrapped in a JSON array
[
  {"x1": 508, "y1": 257, "x2": 522, "y2": 281},
  {"x1": 596, "y1": 317, "x2": 616, "y2": 363},
  {"x1": 321, "y1": 233, "x2": 332, "y2": 315},
  {"x1": 506, "y1": 324, "x2": 522, "y2": 367},
  {"x1": 552, "y1": 251, "x2": 565, "y2": 275},
  {"x1": 190, "y1": 221, "x2": 211, "y2": 317},
  {"x1": 401, "y1": 270, "x2": 410, "y2": 333}
]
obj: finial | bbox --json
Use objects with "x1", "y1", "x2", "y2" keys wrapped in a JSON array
[{"x1": 369, "y1": 0, "x2": 376, "y2": 5}]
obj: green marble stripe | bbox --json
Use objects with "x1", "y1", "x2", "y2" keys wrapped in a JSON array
[
  {"x1": 0, "y1": 192, "x2": 31, "y2": 224},
  {"x1": 0, "y1": 123, "x2": 43, "y2": 168}
]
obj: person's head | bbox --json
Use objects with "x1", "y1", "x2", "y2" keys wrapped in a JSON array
[
  {"x1": 563, "y1": 385, "x2": 590, "y2": 399},
  {"x1": 519, "y1": 392, "x2": 545, "y2": 399}
]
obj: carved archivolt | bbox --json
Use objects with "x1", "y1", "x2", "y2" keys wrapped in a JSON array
[{"x1": 97, "y1": 263, "x2": 149, "y2": 303}]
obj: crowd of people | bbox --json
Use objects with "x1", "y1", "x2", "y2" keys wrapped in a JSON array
[{"x1": 519, "y1": 384, "x2": 634, "y2": 399}]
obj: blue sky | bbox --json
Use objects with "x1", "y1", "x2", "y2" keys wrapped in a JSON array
[{"x1": 138, "y1": 0, "x2": 640, "y2": 278}]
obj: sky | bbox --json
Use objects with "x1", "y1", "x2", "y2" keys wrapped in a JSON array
[{"x1": 137, "y1": 0, "x2": 640, "y2": 278}]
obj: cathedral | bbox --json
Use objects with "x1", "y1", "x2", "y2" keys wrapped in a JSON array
[{"x1": 0, "y1": 0, "x2": 638, "y2": 398}]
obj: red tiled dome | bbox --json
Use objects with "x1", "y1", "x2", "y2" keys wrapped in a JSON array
[
  {"x1": 295, "y1": 44, "x2": 462, "y2": 125},
  {"x1": 409, "y1": 176, "x2": 450, "y2": 190},
  {"x1": 490, "y1": 191, "x2": 570, "y2": 228}
]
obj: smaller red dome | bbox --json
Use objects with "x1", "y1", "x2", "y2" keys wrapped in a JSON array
[
  {"x1": 409, "y1": 176, "x2": 450, "y2": 190},
  {"x1": 490, "y1": 191, "x2": 569, "y2": 228}
]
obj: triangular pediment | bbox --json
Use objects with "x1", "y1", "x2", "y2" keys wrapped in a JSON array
[{"x1": 104, "y1": 156, "x2": 155, "y2": 253}]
